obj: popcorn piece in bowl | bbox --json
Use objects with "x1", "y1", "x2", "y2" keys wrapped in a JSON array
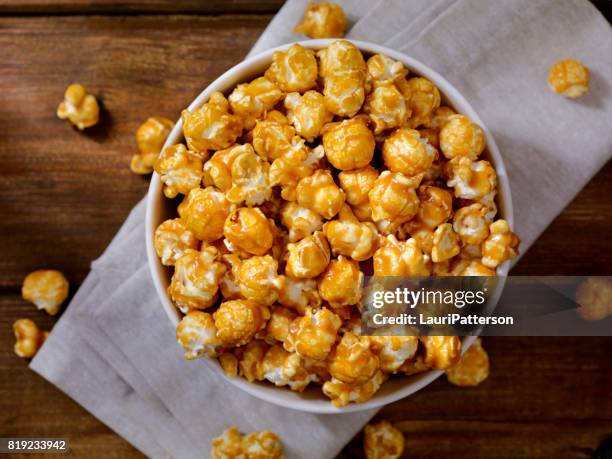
[
  {"x1": 338, "y1": 166, "x2": 379, "y2": 208},
  {"x1": 13, "y1": 319, "x2": 47, "y2": 359},
  {"x1": 323, "y1": 206, "x2": 379, "y2": 261},
  {"x1": 363, "y1": 420, "x2": 405, "y2": 459},
  {"x1": 318, "y1": 256, "x2": 364, "y2": 308},
  {"x1": 369, "y1": 171, "x2": 421, "y2": 235},
  {"x1": 22, "y1": 270, "x2": 69, "y2": 316},
  {"x1": 440, "y1": 114, "x2": 486, "y2": 160},
  {"x1": 364, "y1": 83, "x2": 410, "y2": 133},
  {"x1": 225, "y1": 145, "x2": 272, "y2": 206},
  {"x1": 284, "y1": 91, "x2": 333, "y2": 142},
  {"x1": 154, "y1": 218, "x2": 198, "y2": 266},
  {"x1": 460, "y1": 260, "x2": 496, "y2": 276},
  {"x1": 56, "y1": 83, "x2": 99, "y2": 130},
  {"x1": 280, "y1": 202, "x2": 323, "y2": 242},
  {"x1": 265, "y1": 43, "x2": 318, "y2": 93},
  {"x1": 229, "y1": 77, "x2": 283, "y2": 130},
  {"x1": 237, "y1": 339, "x2": 268, "y2": 382},
  {"x1": 369, "y1": 336, "x2": 419, "y2": 374},
  {"x1": 328, "y1": 332, "x2": 379, "y2": 384},
  {"x1": 373, "y1": 235, "x2": 431, "y2": 276},
  {"x1": 446, "y1": 337, "x2": 490, "y2": 387},
  {"x1": 366, "y1": 54, "x2": 407, "y2": 87},
  {"x1": 446, "y1": 157, "x2": 497, "y2": 200},
  {"x1": 131, "y1": 116, "x2": 174, "y2": 174},
  {"x1": 415, "y1": 185, "x2": 453, "y2": 229},
  {"x1": 178, "y1": 187, "x2": 232, "y2": 242},
  {"x1": 481, "y1": 219, "x2": 520, "y2": 268},
  {"x1": 397, "y1": 76, "x2": 441, "y2": 128},
  {"x1": 421, "y1": 335, "x2": 461, "y2": 370},
  {"x1": 252, "y1": 111, "x2": 296, "y2": 161},
  {"x1": 322, "y1": 73, "x2": 366, "y2": 118},
  {"x1": 223, "y1": 207, "x2": 275, "y2": 256},
  {"x1": 431, "y1": 223, "x2": 461, "y2": 263},
  {"x1": 453, "y1": 203, "x2": 490, "y2": 245},
  {"x1": 382, "y1": 128, "x2": 436, "y2": 177},
  {"x1": 322, "y1": 116, "x2": 375, "y2": 171},
  {"x1": 323, "y1": 370, "x2": 387, "y2": 407},
  {"x1": 318, "y1": 40, "x2": 366, "y2": 78},
  {"x1": 218, "y1": 352, "x2": 239, "y2": 377},
  {"x1": 214, "y1": 300, "x2": 270, "y2": 347},
  {"x1": 266, "y1": 306, "x2": 297, "y2": 344},
  {"x1": 285, "y1": 307, "x2": 341, "y2": 361},
  {"x1": 269, "y1": 142, "x2": 324, "y2": 201},
  {"x1": 296, "y1": 169, "x2": 345, "y2": 219},
  {"x1": 238, "y1": 255, "x2": 285, "y2": 306},
  {"x1": 548, "y1": 59, "x2": 589, "y2": 98},
  {"x1": 294, "y1": 2, "x2": 346, "y2": 39},
  {"x1": 154, "y1": 144, "x2": 203, "y2": 199},
  {"x1": 176, "y1": 311, "x2": 220, "y2": 360},
  {"x1": 285, "y1": 231, "x2": 331, "y2": 279},
  {"x1": 262, "y1": 345, "x2": 318, "y2": 392},
  {"x1": 277, "y1": 276, "x2": 321, "y2": 315}
]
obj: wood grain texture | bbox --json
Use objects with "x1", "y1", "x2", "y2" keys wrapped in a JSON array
[{"x1": 0, "y1": 2, "x2": 611, "y2": 459}]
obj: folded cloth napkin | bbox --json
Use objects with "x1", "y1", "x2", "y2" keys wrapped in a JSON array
[{"x1": 31, "y1": 0, "x2": 612, "y2": 457}]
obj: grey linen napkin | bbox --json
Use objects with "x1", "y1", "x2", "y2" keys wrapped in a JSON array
[{"x1": 30, "y1": 0, "x2": 612, "y2": 457}]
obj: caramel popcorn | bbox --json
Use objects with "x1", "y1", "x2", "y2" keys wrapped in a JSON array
[
  {"x1": 481, "y1": 219, "x2": 520, "y2": 268},
  {"x1": 327, "y1": 332, "x2": 379, "y2": 385},
  {"x1": 131, "y1": 116, "x2": 174, "y2": 174},
  {"x1": 219, "y1": 254, "x2": 243, "y2": 300},
  {"x1": 399, "y1": 353, "x2": 431, "y2": 375},
  {"x1": 238, "y1": 255, "x2": 285, "y2": 306},
  {"x1": 182, "y1": 91, "x2": 243, "y2": 154},
  {"x1": 421, "y1": 335, "x2": 461, "y2": 370},
  {"x1": 178, "y1": 187, "x2": 232, "y2": 242},
  {"x1": 415, "y1": 185, "x2": 453, "y2": 229},
  {"x1": 219, "y1": 352, "x2": 239, "y2": 377},
  {"x1": 366, "y1": 54, "x2": 407, "y2": 86},
  {"x1": 176, "y1": 311, "x2": 220, "y2": 359},
  {"x1": 369, "y1": 171, "x2": 421, "y2": 234},
  {"x1": 294, "y1": 2, "x2": 346, "y2": 39},
  {"x1": 431, "y1": 223, "x2": 461, "y2": 263},
  {"x1": 446, "y1": 157, "x2": 497, "y2": 200},
  {"x1": 548, "y1": 59, "x2": 590, "y2": 98},
  {"x1": 363, "y1": 420, "x2": 405, "y2": 459},
  {"x1": 284, "y1": 91, "x2": 333, "y2": 142},
  {"x1": 323, "y1": 206, "x2": 379, "y2": 261},
  {"x1": 426, "y1": 106, "x2": 456, "y2": 129},
  {"x1": 265, "y1": 44, "x2": 318, "y2": 93},
  {"x1": 285, "y1": 231, "x2": 331, "y2": 279},
  {"x1": 338, "y1": 166, "x2": 379, "y2": 207},
  {"x1": 323, "y1": 371, "x2": 386, "y2": 407},
  {"x1": 266, "y1": 306, "x2": 297, "y2": 344},
  {"x1": 57, "y1": 83, "x2": 99, "y2": 130},
  {"x1": 223, "y1": 207, "x2": 275, "y2": 256},
  {"x1": 322, "y1": 73, "x2": 367, "y2": 118},
  {"x1": 576, "y1": 277, "x2": 612, "y2": 321},
  {"x1": 22, "y1": 270, "x2": 69, "y2": 316},
  {"x1": 453, "y1": 203, "x2": 490, "y2": 245},
  {"x1": 225, "y1": 145, "x2": 272, "y2": 206},
  {"x1": 373, "y1": 235, "x2": 431, "y2": 276},
  {"x1": 285, "y1": 307, "x2": 341, "y2": 360},
  {"x1": 13, "y1": 319, "x2": 47, "y2": 358},
  {"x1": 261, "y1": 345, "x2": 318, "y2": 392},
  {"x1": 242, "y1": 430, "x2": 285, "y2": 459},
  {"x1": 322, "y1": 116, "x2": 375, "y2": 170},
  {"x1": 446, "y1": 338, "x2": 490, "y2": 387},
  {"x1": 398, "y1": 77, "x2": 441, "y2": 128},
  {"x1": 439, "y1": 114, "x2": 486, "y2": 160},
  {"x1": 269, "y1": 143, "x2": 324, "y2": 201},
  {"x1": 229, "y1": 77, "x2": 283, "y2": 130},
  {"x1": 383, "y1": 128, "x2": 436, "y2": 177},
  {"x1": 461, "y1": 260, "x2": 496, "y2": 276},
  {"x1": 369, "y1": 336, "x2": 419, "y2": 373},
  {"x1": 169, "y1": 247, "x2": 226, "y2": 312},
  {"x1": 238, "y1": 340, "x2": 268, "y2": 382},
  {"x1": 318, "y1": 256, "x2": 364, "y2": 308},
  {"x1": 214, "y1": 300, "x2": 270, "y2": 347},
  {"x1": 364, "y1": 83, "x2": 409, "y2": 134},
  {"x1": 296, "y1": 169, "x2": 345, "y2": 219},
  {"x1": 252, "y1": 112, "x2": 296, "y2": 161},
  {"x1": 318, "y1": 40, "x2": 366, "y2": 78},
  {"x1": 280, "y1": 202, "x2": 323, "y2": 242},
  {"x1": 154, "y1": 144, "x2": 203, "y2": 199},
  {"x1": 202, "y1": 143, "x2": 246, "y2": 191},
  {"x1": 154, "y1": 219, "x2": 198, "y2": 266},
  {"x1": 277, "y1": 276, "x2": 321, "y2": 315}
]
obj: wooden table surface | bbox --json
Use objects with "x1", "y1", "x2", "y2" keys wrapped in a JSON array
[{"x1": 0, "y1": 1, "x2": 611, "y2": 458}]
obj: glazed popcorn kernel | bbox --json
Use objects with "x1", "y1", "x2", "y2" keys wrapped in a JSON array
[
  {"x1": 461, "y1": 260, "x2": 496, "y2": 276},
  {"x1": 269, "y1": 143, "x2": 324, "y2": 201},
  {"x1": 214, "y1": 300, "x2": 270, "y2": 347},
  {"x1": 548, "y1": 59, "x2": 590, "y2": 98},
  {"x1": 294, "y1": 2, "x2": 347, "y2": 39},
  {"x1": 238, "y1": 255, "x2": 285, "y2": 306},
  {"x1": 363, "y1": 420, "x2": 405, "y2": 459},
  {"x1": 446, "y1": 337, "x2": 490, "y2": 387},
  {"x1": 266, "y1": 306, "x2": 297, "y2": 343},
  {"x1": 366, "y1": 54, "x2": 407, "y2": 87},
  {"x1": 242, "y1": 431, "x2": 284, "y2": 459},
  {"x1": 323, "y1": 206, "x2": 379, "y2": 261},
  {"x1": 262, "y1": 344, "x2": 318, "y2": 392},
  {"x1": 223, "y1": 207, "x2": 275, "y2": 256},
  {"x1": 154, "y1": 144, "x2": 203, "y2": 199},
  {"x1": 481, "y1": 219, "x2": 520, "y2": 268},
  {"x1": 229, "y1": 76, "x2": 283, "y2": 131},
  {"x1": 399, "y1": 353, "x2": 431, "y2": 375},
  {"x1": 130, "y1": 154, "x2": 154, "y2": 175},
  {"x1": 453, "y1": 203, "x2": 490, "y2": 245},
  {"x1": 416, "y1": 185, "x2": 453, "y2": 229},
  {"x1": 280, "y1": 202, "x2": 323, "y2": 242},
  {"x1": 13, "y1": 319, "x2": 46, "y2": 359},
  {"x1": 323, "y1": 370, "x2": 386, "y2": 407},
  {"x1": 296, "y1": 169, "x2": 346, "y2": 219},
  {"x1": 285, "y1": 307, "x2": 341, "y2": 361},
  {"x1": 322, "y1": 116, "x2": 375, "y2": 170},
  {"x1": 576, "y1": 277, "x2": 612, "y2": 321},
  {"x1": 182, "y1": 91, "x2": 243, "y2": 154},
  {"x1": 22, "y1": 270, "x2": 69, "y2": 316},
  {"x1": 225, "y1": 145, "x2": 272, "y2": 206},
  {"x1": 211, "y1": 426, "x2": 244, "y2": 459},
  {"x1": 219, "y1": 352, "x2": 239, "y2": 377},
  {"x1": 446, "y1": 157, "x2": 497, "y2": 200},
  {"x1": 56, "y1": 83, "x2": 99, "y2": 130},
  {"x1": 369, "y1": 336, "x2": 419, "y2": 373},
  {"x1": 318, "y1": 256, "x2": 364, "y2": 308},
  {"x1": 369, "y1": 171, "x2": 421, "y2": 235},
  {"x1": 322, "y1": 73, "x2": 367, "y2": 118},
  {"x1": 338, "y1": 166, "x2": 379, "y2": 207},
  {"x1": 318, "y1": 40, "x2": 366, "y2": 78},
  {"x1": 132, "y1": 116, "x2": 175, "y2": 174},
  {"x1": 219, "y1": 254, "x2": 243, "y2": 300},
  {"x1": 398, "y1": 76, "x2": 441, "y2": 128},
  {"x1": 265, "y1": 43, "x2": 318, "y2": 93},
  {"x1": 285, "y1": 231, "x2": 331, "y2": 279},
  {"x1": 284, "y1": 91, "x2": 333, "y2": 142},
  {"x1": 383, "y1": 128, "x2": 436, "y2": 177},
  {"x1": 421, "y1": 335, "x2": 461, "y2": 370},
  {"x1": 373, "y1": 235, "x2": 431, "y2": 276},
  {"x1": 278, "y1": 276, "x2": 321, "y2": 315},
  {"x1": 238, "y1": 339, "x2": 268, "y2": 382},
  {"x1": 364, "y1": 83, "x2": 410, "y2": 134},
  {"x1": 202, "y1": 144, "x2": 247, "y2": 192},
  {"x1": 252, "y1": 111, "x2": 296, "y2": 161},
  {"x1": 328, "y1": 332, "x2": 379, "y2": 384},
  {"x1": 431, "y1": 223, "x2": 461, "y2": 263},
  {"x1": 178, "y1": 187, "x2": 232, "y2": 242},
  {"x1": 154, "y1": 218, "x2": 198, "y2": 266},
  {"x1": 439, "y1": 114, "x2": 486, "y2": 160},
  {"x1": 176, "y1": 311, "x2": 220, "y2": 360},
  {"x1": 169, "y1": 247, "x2": 226, "y2": 312}
]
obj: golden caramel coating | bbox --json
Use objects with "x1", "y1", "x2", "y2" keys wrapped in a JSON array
[
  {"x1": 351, "y1": 200, "x2": 374, "y2": 223},
  {"x1": 261, "y1": 345, "x2": 318, "y2": 392},
  {"x1": 417, "y1": 127, "x2": 439, "y2": 150},
  {"x1": 13, "y1": 319, "x2": 46, "y2": 359},
  {"x1": 169, "y1": 247, "x2": 226, "y2": 312},
  {"x1": 266, "y1": 306, "x2": 297, "y2": 343},
  {"x1": 178, "y1": 187, "x2": 232, "y2": 242},
  {"x1": 237, "y1": 340, "x2": 268, "y2": 381},
  {"x1": 363, "y1": 420, "x2": 405, "y2": 459},
  {"x1": 439, "y1": 114, "x2": 486, "y2": 160},
  {"x1": 383, "y1": 128, "x2": 436, "y2": 177},
  {"x1": 211, "y1": 426, "x2": 244, "y2": 459},
  {"x1": 460, "y1": 260, "x2": 496, "y2": 276},
  {"x1": 369, "y1": 336, "x2": 419, "y2": 373},
  {"x1": 285, "y1": 231, "x2": 331, "y2": 279},
  {"x1": 576, "y1": 277, "x2": 612, "y2": 321},
  {"x1": 219, "y1": 352, "x2": 239, "y2": 377},
  {"x1": 338, "y1": 166, "x2": 379, "y2": 207},
  {"x1": 265, "y1": 44, "x2": 318, "y2": 93},
  {"x1": 408, "y1": 225, "x2": 435, "y2": 255},
  {"x1": 252, "y1": 111, "x2": 296, "y2": 161},
  {"x1": 229, "y1": 77, "x2": 283, "y2": 130},
  {"x1": 322, "y1": 73, "x2": 366, "y2": 118},
  {"x1": 277, "y1": 276, "x2": 321, "y2": 315},
  {"x1": 453, "y1": 203, "x2": 490, "y2": 245},
  {"x1": 130, "y1": 154, "x2": 154, "y2": 175},
  {"x1": 399, "y1": 353, "x2": 431, "y2": 375},
  {"x1": 318, "y1": 256, "x2": 364, "y2": 308},
  {"x1": 219, "y1": 253, "x2": 243, "y2": 300},
  {"x1": 242, "y1": 430, "x2": 285, "y2": 459},
  {"x1": 369, "y1": 171, "x2": 421, "y2": 235},
  {"x1": 225, "y1": 146, "x2": 272, "y2": 206},
  {"x1": 365, "y1": 83, "x2": 410, "y2": 134},
  {"x1": 373, "y1": 235, "x2": 431, "y2": 276},
  {"x1": 296, "y1": 169, "x2": 346, "y2": 219},
  {"x1": 202, "y1": 144, "x2": 246, "y2": 191},
  {"x1": 416, "y1": 185, "x2": 453, "y2": 229},
  {"x1": 154, "y1": 218, "x2": 198, "y2": 266},
  {"x1": 446, "y1": 338, "x2": 489, "y2": 387},
  {"x1": 223, "y1": 207, "x2": 275, "y2": 256},
  {"x1": 269, "y1": 143, "x2": 324, "y2": 201},
  {"x1": 322, "y1": 116, "x2": 375, "y2": 170},
  {"x1": 446, "y1": 157, "x2": 497, "y2": 200},
  {"x1": 323, "y1": 206, "x2": 379, "y2": 261},
  {"x1": 137, "y1": 116, "x2": 174, "y2": 157},
  {"x1": 426, "y1": 106, "x2": 456, "y2": 129},
  {"x1": 284, "y1": 91, "x2": 333, "y2": 142},
  {"x1": 154, "y1": 144, "x2": 203, "y2": 199},
  {"x1": 214, "y1": 300, "x2": 270, "y2": 347},
  {"x1": 421, "y1": 335, "x2": 461, "y2": 370},
  {"x1": 548, "y1": 59, "x2": 590, "y2": 98},
  {"x1": 284, "y1": 307, "x2": 341, "y2": 361},
  {"x1": 176, "y1": 311, "x2": 220, "y2": 360},
  {"x1": 280, "y1": 202, "x2": 323, "y2": 242},
  {"x1": 318, "y1": 40, "x2": 366, "y2": 78},
  {"x1": 323, "y1": 370, "x2": 386, "y2": 407},
  {"x1": 398, "y1": 77, "x2": 441, "y2": 128},
  {"x1": 238, "y1": 255, "x2": 285, "y2": 306},
  {"x1": 22, "y1": 270, "x2": 69, "y2": 316},
  {"x1": 431, "y1": 223, "x2": 461, "y2": 263},
  {"x1": 481, "y1": 219, "x2": 519, "y2": 268},
  {"x1": 182, "y1": 91, "x2": 243, "y2": 153},
  {"x1": 328, "y1": 332, "x2": 379, "y2": 384},
  {"x1": 294, "y1": 2, "x2": 346, "y2": 39},
  {"x1": 366, "y1": 54, "x2": 407, "y2": 87},
  {"x1": 56, "y1": 83, "x2": 99, "y2": 130}
]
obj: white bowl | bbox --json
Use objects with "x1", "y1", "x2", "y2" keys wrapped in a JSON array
[{"x1": 146, "y1": 39, "x2": 514, "y2": 414}]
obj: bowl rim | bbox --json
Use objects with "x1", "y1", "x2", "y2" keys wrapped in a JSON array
[{"x1": 145, "y1": 38, "x2": 514, "y2": 414}]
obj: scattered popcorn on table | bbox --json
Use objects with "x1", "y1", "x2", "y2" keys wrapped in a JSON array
[
  {"x1": 131, "y1": 116, "x2": 174, "y2": 174},
  {"x1": 22, "y1": 270, "x2": 69, "y2": 316},
  {"x1": 242, "y1": 430, "x2": 285, "y2": 459},
  {"x1": 13, "y1": 319, "x2": 47, "y2": 359},
  {"x1": 548, "y1": 59, "x2": 590, "y2": 98},
  {"x1": 294, "y1": 2, "x2": 346, "y2": 39},
  {"x1": 446, "y1": 337, "x2": 490, "y2": 387},
  {"x1": 154, "y1": 144, "x2": 203, "y2": 199},
  {"x1": 575, "y1": 277, "x2": 612, "y2": 321},
  {"x1": 363, "y1": 420, "x2": 405, "y2": 459},
  {"x1": 56, "y1": 83, "x2": 99, "y2": 130},
  {"x1": 176, "y1": 311, "x2": 220, "y2": 359},
  {"x1": 421, "y1": 335, "x2": 461, "y2": 370}
]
